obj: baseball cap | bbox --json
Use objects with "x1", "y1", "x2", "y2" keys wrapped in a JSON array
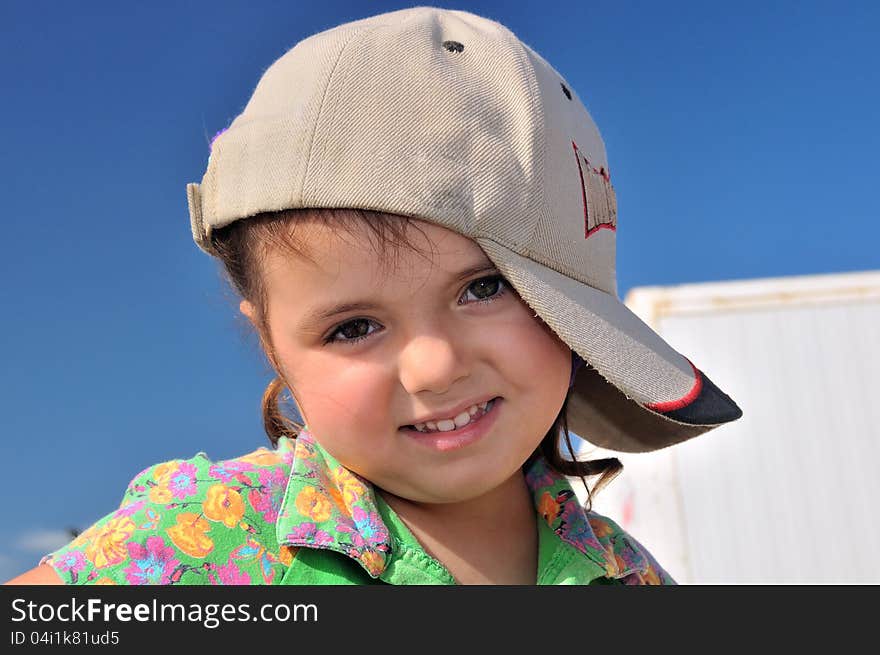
[{"x1": 186, "y1": 6, "x2": 742, "y2": 452}]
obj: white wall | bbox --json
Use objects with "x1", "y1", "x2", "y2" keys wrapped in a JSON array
[{"x1": 570, "y1": 270, "x2": 880, "y2": 583}]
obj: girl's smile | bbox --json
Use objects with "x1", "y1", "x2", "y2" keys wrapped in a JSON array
[{"x1": 400, "y1": 396, "x2": 503, "y2": 452}]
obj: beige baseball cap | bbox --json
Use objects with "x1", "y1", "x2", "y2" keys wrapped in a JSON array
[{"x1": 186, "y1": 6, "x2": 742, "y2": 452}]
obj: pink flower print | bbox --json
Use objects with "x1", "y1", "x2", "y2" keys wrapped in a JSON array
[
  {"x1": 284, "y1": 522, "x2": 334, "y2": 548},
  {"x1": 208, "y1": 460, "x2": 255, "y2": 484},
  {"x1": 524, "y1": 458, "x2": 559, "y2": 492},
  {"x1": 55, "y1": 551, "x2": 87, "y2": 583},
  {"x1": 248, "y1": 467, "x2": 288, "y2": 523},
  {"x1": 206, "y1": 561, "x2": 251, "y2": 586},
  {"x1": 279, "y1": 446, "x2": 295, "y2": 468},
  {"x1": 337, "y1": 506, "x2": 388, "y2": 550},
  {"x1": 114, "y1": 500, "x2": 146, "y2": 518},
  {"x1": 561, "y1": 512, "x2": 595, "y2": 547},
  {"x1": 555, "y1": 503, "x2": 604, "y2": 556},
  {"x1": 167, "y1": 462, "x2": 199, "y2": 500},
  {"x1": 123, "y1": 536, "x2": 180, "y2": 585}
]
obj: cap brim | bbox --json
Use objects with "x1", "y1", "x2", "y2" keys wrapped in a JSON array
[{"x1": 476, "y1": 238, "x2": 742, "y2": 453}]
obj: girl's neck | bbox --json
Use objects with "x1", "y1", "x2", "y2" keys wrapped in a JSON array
[{"x1": 377, "y1": 470, "x2": 538, "y2": 585}]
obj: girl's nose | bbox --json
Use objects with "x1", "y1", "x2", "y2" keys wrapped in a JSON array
[{"x1": 397, "y1": 334, "x2": 469, "y2": 396}]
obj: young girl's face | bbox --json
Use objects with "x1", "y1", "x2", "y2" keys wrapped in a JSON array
[{"x1": 242, "y1": 215, "x2": 572, "y2": 504}]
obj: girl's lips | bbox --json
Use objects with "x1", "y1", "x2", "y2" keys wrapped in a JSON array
[{"x1": 400, "y1": 397, "x2": 502, "y2": 453}]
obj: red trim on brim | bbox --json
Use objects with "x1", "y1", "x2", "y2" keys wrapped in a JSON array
[
  {"x1": 643, "y1": 359, "x2": 703, "y2": 412},
  {"x1": 585, "y1": 223, "x2": 616, "y2": 238}
]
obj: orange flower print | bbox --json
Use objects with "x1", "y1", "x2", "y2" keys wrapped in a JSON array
[
  {"x1": 588, "y1": 516, "x2": 615, "y2": 538},
  {"x1": 360, "y1": 551, "x2": 385, "y2": 577},
  {"x1": 279, "y1": 545, "x2": 297, "y2": 567},
  {"x1": 148, "y1": 486, "x2": 172, "y2": 504},
  {"x1": 294, "y1": 488, "x2": 333, "y2": 522},
  {"x1": 602, "y1": 550, "x2": 631, "y2": 578},
  {"x1": 327, "y1": 486, "x2": 346, "y2": 512},
  {"x1": 332, "y1": 467, "x2": 366, "y2": 509},
  {"x1": 148, "y1": 485, "x2": 173, "y2": 504},
  {"x1": 94, "y1": 577, "x2": 118, "y2": 585},
  {"x1": 293, "y1": 439, "x2": 315, "y2": 461},
  {"x1": 166, "y1": 513, "x2": 215, "y2": 558},
  {"x1": 603, "y1": 549, "x2": 620, "y2": 577},
  {"x1": 84, "y1": 516, "x2": 136, "y2": 569},
  {"x1": 538, "y1": 490, "x2": 572, "y2": 527},
  {"x1": 641, "y1": 566, "x2": 661, "y2": 585},
  {"x1": 237, "y1": 450, "x2": 280, "y2": 467},
  {"x1": 203, "y1": 484, "x2": 245, "y2": 528},
  {"x1": 148, "y1": 462, "x2": 176, "y2": 504}
]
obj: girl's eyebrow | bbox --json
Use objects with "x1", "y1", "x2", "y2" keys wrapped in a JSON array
[{"x1": 303, "y1": 262, "x2": 499, "y2": 323}]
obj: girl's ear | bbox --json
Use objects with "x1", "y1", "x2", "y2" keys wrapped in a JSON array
[
  {"x1": 239, "y1": 300, "x2": 280, "y2": 371},
  {"x1": 240, "y1": 299, "x2": 256, "y2": 323}
]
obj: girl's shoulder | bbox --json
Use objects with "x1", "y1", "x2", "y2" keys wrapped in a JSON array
[
  {"x1": 41, "y1": 439, "x2": 298, "y2": 586},
  {"x1": 584, "y1": 509, "x2": 678, "y2": 585}
]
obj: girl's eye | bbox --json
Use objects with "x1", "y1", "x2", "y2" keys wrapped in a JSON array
[
  {"x1": 323, "y1": 275, "x2": 510, "y2": 346},
  {"x1": 459, "y1": 274, "x2": 509, "y2": 306},
  {"x1": 323, "y1": 317, "x2": 379, "y2": 346}
]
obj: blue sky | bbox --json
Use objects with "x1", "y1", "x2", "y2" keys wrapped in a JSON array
[{"x1": 1, "y1": 0, "x2": 877, "y2": 580}]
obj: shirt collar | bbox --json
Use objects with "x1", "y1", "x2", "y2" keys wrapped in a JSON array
[{"x1": 275, "y1": 427, "x2": 646, "y2": 581}]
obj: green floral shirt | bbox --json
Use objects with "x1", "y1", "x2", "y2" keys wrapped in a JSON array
[{"x1": 42, "y1": 428, "x2": 675, "y2": 585}]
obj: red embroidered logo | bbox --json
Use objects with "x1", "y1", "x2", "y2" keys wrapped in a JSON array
[{"x1": 572, "y1": 140, "x2": 617, "y2": 239}]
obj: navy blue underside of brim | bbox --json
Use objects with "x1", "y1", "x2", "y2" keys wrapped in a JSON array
[{"x1": 659, "y1": 370, "x2": 743, "y2": 425}]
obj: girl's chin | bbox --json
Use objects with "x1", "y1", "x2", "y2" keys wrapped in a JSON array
[{"x1": 378, "y1": 465, "x2": 521, "y2": 506}]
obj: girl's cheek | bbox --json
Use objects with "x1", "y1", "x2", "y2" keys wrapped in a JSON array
[
  {"x1": 503, "y1": 313, "x2": 564, "y2": 356},
  {"x1": 310, "y1": 368, "x2": 388, "y2": 425}
]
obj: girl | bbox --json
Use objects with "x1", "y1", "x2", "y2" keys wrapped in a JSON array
[{"x1": 6, "y1": 6, "x2": 741, "y2": 586}]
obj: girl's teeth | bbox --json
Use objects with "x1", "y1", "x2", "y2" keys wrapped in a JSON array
[
  {"x1": 412, "y1": 399, "x2": 495, "y2": 433},
  {"x1": 455, "y1": 411, "x2": 473, "y2": 428},
  {"x1": 436, "y1": 418, "x2": 457, "y2": 432}
]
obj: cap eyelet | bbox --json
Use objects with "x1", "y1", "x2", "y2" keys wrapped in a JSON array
[
  {"x1": 442, "y1": 40, "x2": 464, "y2": 53},
  {"x1": 561, "y1": 83, "x2": 572, "y2": 100}
]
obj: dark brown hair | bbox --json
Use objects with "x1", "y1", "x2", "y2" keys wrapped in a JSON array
[{"x1": 210, "y1": 207, "x2": 622, "y2": 510}]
